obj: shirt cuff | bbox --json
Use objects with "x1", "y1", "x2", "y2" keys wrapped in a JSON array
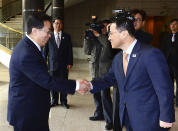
[
  {"x1": 75, "y1": 81, "x2": 93, "y2": 91},
  {"x1": 89, "y1": 82, "x2": 93, "y2": 90},
  {"x1": 76, "y1": 80, "x2": 80, "y2": 91}
]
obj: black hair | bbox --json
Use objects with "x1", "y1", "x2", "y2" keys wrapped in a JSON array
[
  {"x1": 26, "y1": 12, "x2": 51, "y2": 34},
  {"x1": 131, "y1": 9, "x2": 146, "y2": 21},
  {"x1": 52, "y1": 17, "x2": 63, "y2": 23},
  {"x1": 115, "y1": 17, "x2": 135, "y2": 37},
  {"x1": 170, "y1": 18, "x2": 178, "y2": 24},
  {"x1": 102, "y1": 19, "x2": 111, "y2": 24}
]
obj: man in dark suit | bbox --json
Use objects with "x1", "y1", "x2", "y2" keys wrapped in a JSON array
[
  {"x1": 44, "y1": 17, "x2": 73, "y2": 109},
  {"x1": 7, "y1": 13, "x2": 88, "y2": 131},
  {"x1": 160, "y1": 18, "x2": 178, "y2": 107},
  {"x1": 131, "y1": 9, "x2": 153, "y2": 44},
  {"x1": 83, "y1": 17, "x2": 175, "y2": 131},
  {"x1": 112, "y1": 9, "x2": 153, "y2": 131}
]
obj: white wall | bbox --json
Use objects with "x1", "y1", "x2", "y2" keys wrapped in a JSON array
[
  {"x1": 0, "y1": 47, "x2": 87, "y2": 68},
  {"x1": 0, "y1": 49, "x2": 11, "y2": 68}
]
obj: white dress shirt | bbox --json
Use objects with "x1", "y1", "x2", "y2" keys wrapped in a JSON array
[
  {"x1": 123, "y1": 39, "x2": 137, "y2": 62},
  {"x1": 26, "y1": 35, "x2": 41, "y2": 51},
  {"x1": 54, "y1": 31, "x2": 62, "y2": 43}
]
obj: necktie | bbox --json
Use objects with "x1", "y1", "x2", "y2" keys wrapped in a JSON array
[
  {"x1": 172, "y1": 34, "x2": 175, "y2": 42},
  {"x1": 57, "y1": 33, "x2": 61, "y2": 48},
  {"x1": 41, "y1": 51, "x2": 45, "y2": 60},
  {"x1": 123, "y1": 52, "x2": 128, "y2": 75}
]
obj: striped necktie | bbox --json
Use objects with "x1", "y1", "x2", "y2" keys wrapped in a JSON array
[{"x1": 57, "y1": 33, "x2": 61, "y2": 48}]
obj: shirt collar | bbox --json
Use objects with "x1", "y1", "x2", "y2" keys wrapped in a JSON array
[
  {"x1": 125, "y1": 39, "x2": 137, "y2": 55},
  {"x1": 54, "y1": 31, "x2": 62, "y2": 37},
  {"x1": 26, "y1": 34, "x2": 41, "y2": 51}
]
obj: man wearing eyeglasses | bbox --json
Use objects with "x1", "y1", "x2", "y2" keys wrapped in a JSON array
[
  {"x1": 131, "y1": 9, "x2": 153, "y2": 44},
  {"x1": 7, "y1": 13, "x2": 89, "y2": 131},
  {"x1": 44, "y1": 17, "x2": 73, "y2": 109}
]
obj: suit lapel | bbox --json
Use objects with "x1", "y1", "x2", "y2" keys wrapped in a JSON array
[
  {"x1": 117, "y1": 52, "x2": 125, "y2": 86},
  {"x1": 51, "y1": 33, "x2": 58, "y2": 48},
  {"x1": 60, "y1": 32, "x2": 64, "y2": 47},
  {"x1": 124, "y1": 42, "x2": 141, "y2": 84},
  {"x1": 25, "y1": 36, "x2": 45, "y2": 62}
]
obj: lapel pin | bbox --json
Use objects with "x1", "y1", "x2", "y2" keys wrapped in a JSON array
[{"x1": 132, "y1": 54, "x2": 136, "y2": 57}]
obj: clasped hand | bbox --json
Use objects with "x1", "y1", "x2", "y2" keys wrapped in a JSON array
[{"x1": 77, "y1": 80, "x2": 91, "y2": 95}]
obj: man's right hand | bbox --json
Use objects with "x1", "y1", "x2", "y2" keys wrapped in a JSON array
[{"x1": 77, "y1": 80, "x2": 91, "y2": 95}]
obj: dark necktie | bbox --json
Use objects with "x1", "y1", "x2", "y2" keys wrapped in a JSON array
[{"x1": 41, "y1": 51, "x2": 45, "y2": 60}]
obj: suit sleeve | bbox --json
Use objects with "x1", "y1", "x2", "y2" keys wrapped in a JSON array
[
  {"x1": 18, "y1": 49, "x2": 76, "y2": 94},
  {"x1": 91, "y1": 60, "x2": 117, "y2": 93},
  {"x1": 143, "y1": 48, "x2": 175, "y2": 123}
]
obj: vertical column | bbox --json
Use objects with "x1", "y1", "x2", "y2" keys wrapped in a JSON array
[
  {"x1": 22, "y1": 0, "x2": 44, "y2": 34},
  {"x1": 52, "y1": 0, "x2": 64, "y2": 20}
]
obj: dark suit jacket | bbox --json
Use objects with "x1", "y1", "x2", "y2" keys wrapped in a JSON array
[
  {"x1": 44, "y1": 32, "x2": 73, "y2": 72},
  {"x1": 160, "y1": 32, "x2": 178, "y2": 66},
  {"x1": 7, "y1": 36, "x2": 76, "y2": 129},
  {"x1": 135, "y1": 29, "x2": 153, "y2": 44},
  {"x1": 91, "y1": 41, "x2": 175, "y2": 131}
]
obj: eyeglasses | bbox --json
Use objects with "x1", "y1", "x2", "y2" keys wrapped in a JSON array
[
  {"x1": 54, "y1": 22, "x2": 62, "y2": 25},
  {"x1": 134, "y1": 18, "x2": 143, "y2": 22}
]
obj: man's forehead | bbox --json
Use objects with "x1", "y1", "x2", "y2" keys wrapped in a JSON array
[
  {"x1": 171, "y1": 21, "x2": 178, "y2": 25},
  {"x1": 110, "y1": 23, "x2": 116, "y2": 29}
]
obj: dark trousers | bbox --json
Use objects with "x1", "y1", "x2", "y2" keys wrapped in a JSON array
[
  {"x1": 113, "y1": 86, "x2": 122, "y2": 131},
  {"x1": 101, "y1": 88, "x2": 113, "y2": 124},
  {"x1": 93, "y1": 92, "x2": 103, "y2": 116},
  {"x1": 123, "y1": 109, "x2": 133, "y2": 131},
  {"x1": 13, "y1": 123, "x2": 49, "y2": 131},
  {"x1": 169, "y1": 63, "x2": 178, "y2": 105},
  {"x1": 93, "y1": 88, "x2": 113, "y2": 124},
  {"x1": 50, "y1": 68, "x2": 68, "y2": 105},
  {"x1": 123, "y1": 109, "x2": 171, "y2": 131}
]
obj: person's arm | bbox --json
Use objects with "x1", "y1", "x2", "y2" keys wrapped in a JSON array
[
  {"x1": 18, "y1": 49, "x2": 76, "y2": 94},
  {"x1": 90, "y1": 59, "x2": 117, "y2": 93},
  {"x1": 143, "y1": 48, "x2": 175, "y2": 126},
  {"x1": 67, "y1": 34, "x2": 73, "y2": 70}
]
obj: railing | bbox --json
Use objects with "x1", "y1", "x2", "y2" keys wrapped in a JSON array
[
  {"x1": 0, "y1": 0, "x2": 51, "y2": 50},
  {"x1": 0, "y1": 0, "x2": 22, "y2": 23},
  {"x1": 0, "y1": 23, "x2": 23, "y2": 50}
]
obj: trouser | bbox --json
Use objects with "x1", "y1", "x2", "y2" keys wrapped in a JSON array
[
  {"x1": 101, "y1": 88, "x2": 113, "y2": 124},
  {"x1": 93, "y1": 92, "x2": 103, "y2": 116},
  {"x1": 113, "y1": 86, "x2": 122, "y2": 131},
  {"x1": 50, "y1": 68, "x2": 68, "y2": 105},
  {"x1": 122, "y1": 109, "x2": 171, "y2": 131},
  {"x1": 169, "y1": 63, "x2": 178, "y2": 105},
  {"x1": 123, "y1": 109, "x2": 133, "y2": 131},
  {"x1": 14, "y1": 126, "x2": 50, "y2": 131}
]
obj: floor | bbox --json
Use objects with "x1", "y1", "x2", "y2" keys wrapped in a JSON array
[{"x1": 0, "y1": 59, "x2": 177, "y2": 131}]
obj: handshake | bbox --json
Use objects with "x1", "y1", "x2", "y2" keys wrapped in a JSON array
[{"x1": 77, "y1": 80, "x2": 92, "y2": 95}]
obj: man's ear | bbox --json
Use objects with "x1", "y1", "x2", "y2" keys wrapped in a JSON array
[
  {"x1": 142, "y1": 20, "x2": 146, "y2": 27},
  {"x1": 121, "y1": 30, "x2": 128, "y2": 38},
  {"x1": 31, "y1": 28, "x2": 37, "y2": 34}
]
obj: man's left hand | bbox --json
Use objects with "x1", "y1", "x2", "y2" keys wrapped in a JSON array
[
  {"x1": 67, "y1": 65, "x2": 72, "y2": 70},
  {"x1": 160, "y1": 120, "x2": 173, "y2": 128}
]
